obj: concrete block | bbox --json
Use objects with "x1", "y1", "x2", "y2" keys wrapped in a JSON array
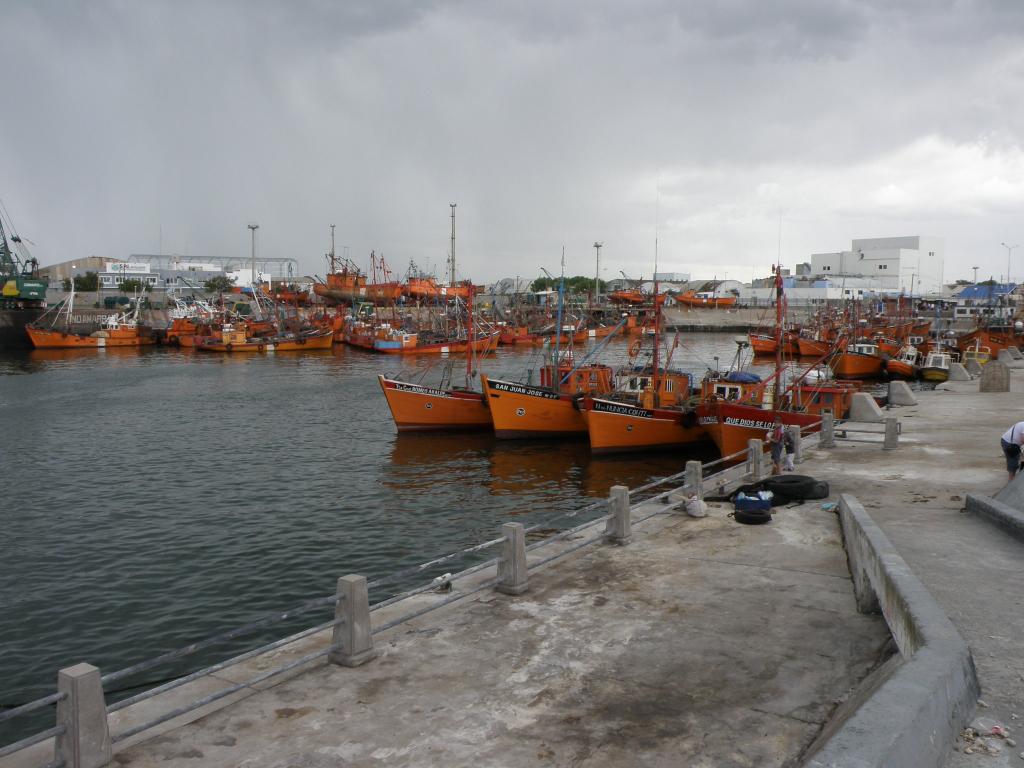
[
  {"x1": 887, "y1": 380, "x2": 918, "y2": 406},
  {"x1": 994, "y1": 469, "x2": 1024, "y2": 512},
  {"x1": 747, "y1": 438, "x2": 764, "y2": 480},
  {"x1": 329, "y1": 575, "x2": 377, "y2": 667},
  {"x1": 603, "y1": 485, "x2": 632, "y2": 544},
  {"x1": 684, "y1": 460, "x2": 703, "y2": 500},
  {"x1": 1008, "y1": 345, "x2": 1024, "y2": 360},
  {"x1": 820, "y1": 411, "x2": 835, "y2": 448},
  {"x1": 849, "y1": 392, "x2": 884, "y2": 422},
  {"x1": 882, "y1": 417, "x2": 899, "y2": 450},
  {"x1": 496, "y1": 523, "x2": 528, "y2": 595},
  {"x1": 947, "y1": 362, "x2": 971, "y2": 381},
  {"x1": 966, "y1": 493, "x2": 1024, "y2": 541},
  {"x1": 786, "y1": 424, "x2": 803, "y2": 464},
  {"x1": 56, "y1": 663, "x2": 112, "y2": 768},
  {"x1": 996, "y1": 349, "x2": 1024, "y2": 368},
  {"x1": 980, "y1": 361, "x2": 1011, "y2": 392},
  {"x1": 964, "y1": 358, "x2": 983, "y2": 376}
]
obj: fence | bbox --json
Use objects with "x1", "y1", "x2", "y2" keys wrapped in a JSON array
[{"x1": 1, "y1": 426, "x2": 828, "y2": 768}]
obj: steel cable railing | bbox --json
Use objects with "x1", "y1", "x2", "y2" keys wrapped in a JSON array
[{"x1": 2, "y1": 438, "x2": 795, "y2": 765}]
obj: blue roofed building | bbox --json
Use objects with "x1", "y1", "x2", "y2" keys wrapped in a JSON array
[{"x1": 952, "y1": 283, "x2": 1018, "y2": 322}]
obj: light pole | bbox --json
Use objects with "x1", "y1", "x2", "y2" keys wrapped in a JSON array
[
  {"x1": 1001, "y1": 242, "x2": 1018, "y2": 285},
  {"x1": 593, "y1": 241, "x2": 603, "y2": 304},
  {"x1": 449, "y1": 203, "x2": 457, "y2": 287},
  {"x1": 248, "y1": 223, "x2": 259, "y2": 289},
  {"x1": 972, "y1": 265, "x2": 979, "y2": 285}
]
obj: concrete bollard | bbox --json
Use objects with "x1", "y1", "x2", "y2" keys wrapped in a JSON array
[
  {"x1": 964, "y1": 358, "x2": 983, "y2": 376},
  {"x1": 329, "y1": 575, "x2": 378, "y2": 667},
  {"x1": 604, "y1": 485, "x2": 633, "y2": 545},
  {"x1": 883, "y1": 417, "x2": 899, "y2": 450},
  {"x1": 56, "y1": 663, "x2": 111, "y2": 768},
  {"x1": 685, "y1": 460, "x2": 704, "y2": 499},
  {"x1": 1009, "y1": 345, "x2": 1024, "y2": 360},
  {"x1": 821, "y1": 411, "x2": 835, "y2": 448},
  {"x1": 496, "y1": 522, "x2": 529, "y2": 595},
  {"x1": 786, "y1": 425, "x2": 803, "y2": 465},
  {"x1": 947, "y1": 362, "x2": 971, "y2": 382},
  {"x1": 887, "y1": 380, "x2": 918, "y2": 406},
  {"x1": 849, "y1": 392, "x2": 885, "y2": 422},
  {"x1": 981, "y1": 361, "x2": 1011, "y2": 392},
  {"x1": 747, "y1": 438, "x2": 764, "y2": 480}
]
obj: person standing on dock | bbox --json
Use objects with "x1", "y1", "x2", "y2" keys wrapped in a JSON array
[
  {"x1": 767, "y1": 420, "x2": 785, "y2": 475},
  {"x1": 1000, "y1": 421, "x2": 1024, "y2": 483}
]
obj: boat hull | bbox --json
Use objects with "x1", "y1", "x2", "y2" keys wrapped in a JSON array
[
  {"x1": 481, "y1": 376, "x2": 585, "y2": 439},
  {"x1": 828, "y1": 352, "x2": 884, "y2": 379},
  {"x1": 749, "y1": 335, "x2": 777, "y2": 355},
  {"x1": 585, "y1": 399, "x2": 707, "y2": 454},
  {"x1": 919, "y1": 367, "x2": 949, "y2": 382},
  {"x1": 378, "y1": 375, "x2": 492, "y2": 431},
  {"x1": 26, "y1": 326, "x2": 156, "y2": 349},
  {"x1": 0, "y1": 306, "x2": 46, "y2": 348},
  {"x1": 696, "y1": 401, "x2": 822, "y2": 458},
  {"x1": 885, "y1": 360, "x2": 917, "y2": 379},
  {"x1": 797, "y1": 337, "x2": 831, "y2": 357},
  {"x1": 197, "y1": 329, "x2": 334, "y2": 352}
]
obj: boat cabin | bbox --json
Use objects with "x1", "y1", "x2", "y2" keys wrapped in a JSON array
[{"x1": 540, "y1": 362, "x2": 615, "y2": 395}]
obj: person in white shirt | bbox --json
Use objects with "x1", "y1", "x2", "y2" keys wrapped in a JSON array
[{"x1": 1000, "y1": 421, "x2": 1024, "y2": 482}]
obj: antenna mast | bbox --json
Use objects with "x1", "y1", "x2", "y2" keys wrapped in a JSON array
[{"x1": 449, "y1": 203, "x2": 457, "y2": 286}]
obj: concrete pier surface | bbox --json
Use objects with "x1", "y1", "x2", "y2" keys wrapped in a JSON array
[
  {"x1": 798, "y1": 381, "x2": 1024, "y2": 767},
  {"x1": 31, "y1": 498, "x2": 890, "y2": 768}
]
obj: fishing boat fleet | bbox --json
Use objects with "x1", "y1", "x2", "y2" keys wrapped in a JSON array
[{"x1": 378, "y1": 266, "x2": 869, "y2": 463}]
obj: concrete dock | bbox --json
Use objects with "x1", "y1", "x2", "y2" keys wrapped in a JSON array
[{"x1": 7, "y1": 369, "x2": 1024, "y2": 767}]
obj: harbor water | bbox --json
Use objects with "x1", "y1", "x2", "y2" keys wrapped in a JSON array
[{"x1": 0, "y1": 332, "x2": 786, "y2": 734}]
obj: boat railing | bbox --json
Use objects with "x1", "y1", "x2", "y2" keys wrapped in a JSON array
[{"x1": 0, "y1": 433, "x2": 824, "y2": 767}]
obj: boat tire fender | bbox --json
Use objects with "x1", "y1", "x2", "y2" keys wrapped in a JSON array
[
  {"x1": 628, "y1": 339, "x2": 642, "y2": 357},
  {"x1": 226, "y1": 343, "x2": 233, "y2": 352},
  {"x1": 258, "y1": 344, "x2": 265, "y2": 352},
  {"x1": 730, "y1": 509, "x2": 772, "y2": 525}
]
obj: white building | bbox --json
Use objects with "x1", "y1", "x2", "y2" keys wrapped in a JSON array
[{"x1": 810, "y1": 236, "x2": 944, "y2": 295}]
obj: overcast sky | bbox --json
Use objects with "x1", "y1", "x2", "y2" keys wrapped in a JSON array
[{"x1": 3, "y1": 0, "x2": 1023, "y2": 283}]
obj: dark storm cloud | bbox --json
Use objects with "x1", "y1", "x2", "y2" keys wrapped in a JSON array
[{"x1": 1, "y1": 0, "x2": 1022, "y2": 282}]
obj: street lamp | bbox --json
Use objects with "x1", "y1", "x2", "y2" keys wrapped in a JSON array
[
  {"x1": 593, "y1": 242, "x2": 603, "y2": 303},
  {"x1": 248, "y1": 223, "x2": 259, "y2": 289},
  {"x1": 1001, "y1": 242, "x2": 1018, "y2": 285}
]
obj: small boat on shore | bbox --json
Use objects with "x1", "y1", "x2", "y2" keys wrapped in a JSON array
[
  {"x1": 884, "y1": 346, "x2": 919, "y2": 379},
  {"x1": 828, "y1": 342, "x2": 884, "y2": 379},
  {"x1": 919, "y1": 350, "x2": 955, "y2": 382}
]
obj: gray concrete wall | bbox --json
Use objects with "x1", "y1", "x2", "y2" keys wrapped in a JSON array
[
  {"x1": 804, "y1": 494, "x2": 979, "y2": 768},
  {"x1": 965, "y1": 493, "x2": 1024, "y2": 542}
]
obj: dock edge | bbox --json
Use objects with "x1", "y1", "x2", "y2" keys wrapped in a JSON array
[{"x1": 803, "y1": 494, "x2": 979, "y2": 768}]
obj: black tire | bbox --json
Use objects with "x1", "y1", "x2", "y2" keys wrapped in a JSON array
[
  {"x1": 734, "y1": 508, "x2": 772, "y2": 525},
  {"x1": 762, "y1": 474, "x2": 818, "y2": 496}
]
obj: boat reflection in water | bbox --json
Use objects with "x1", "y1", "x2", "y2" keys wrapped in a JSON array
[{"x1": 387, "y1": 432, "x2": 715, "y2": 524}]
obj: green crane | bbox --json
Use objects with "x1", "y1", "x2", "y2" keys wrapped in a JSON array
[{"x1": 0, "y1": 212, "x2": 48, "y2": 303}]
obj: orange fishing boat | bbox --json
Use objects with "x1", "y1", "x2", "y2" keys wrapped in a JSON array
[
  {"x1": 27, "y1": 293, "x2": 156, "y2": 349},
  {"x1": 675, "y1": 290, "x2": 737, "y2": 308},
  {"x1": 884, "y1": 346, "x2": 918, "y2": 379},
  {"x1": 608, "y1": 288, "x2": 647, "y2": 304},
  {"x1": 378, "y1": 377, "x2": 491, "y2": 431},
  {"x1": 748, "y1": 333, "x2": 777, "y2": 355},
  {"x1": 377, "y1": 289, "x2": 498, "y2": 431},
  {"x1": 797, "y1": 335, "x2": 832, "y2": 357},
  {"x1": 195, "y1": 324, "x2": 333, "y2": 352},
  {"x1": 828, "y1": 342, "x2": 884, "y2": 379},
  {"x1": 481, "y1": 362, "x2": 615, "y2": 439}
]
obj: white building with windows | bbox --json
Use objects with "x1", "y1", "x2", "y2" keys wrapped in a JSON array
[{"x1": 810, "y1": 236, "x2": 944, "y2": 295}]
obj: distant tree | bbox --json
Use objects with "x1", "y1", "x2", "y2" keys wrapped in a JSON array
[
  {"x1": 204, "y1": 275, "x2": 236, "y2": 294},
  {"x1": 73, "y1": 271, "x2": 99, "y2": 291},
  {"x1": 979, "y1": 279, "x2": 999, "y2": 286},
  {"x1": 529, "y1": 275, "x2": 608, "y2": 293},
  {"x1": 61, "y1": 277, "x2": 72, "y2": 291},
  {"x1": 118, "y1": 278, "x2": 151, "y2": 293}
]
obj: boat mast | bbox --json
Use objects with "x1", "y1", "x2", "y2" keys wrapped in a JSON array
[
  {"x1": 651, "y1": 186, "x2": 661, "y2": 400},
  {"x1": 774, "y1": 262, "x2": 783, "y2": 412},
  {"x1": 449, "y1": 203, "x2": 457, "y2": 287},
  {"x1": 553, "y1": 247, "x2": 566, "y2": 385},
  {"x1": 465, "y1": 290, "x2": 474, "y2": 386},
  {"x1": 329, "y1": 224, "x2": 336, "y2": 273}
]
